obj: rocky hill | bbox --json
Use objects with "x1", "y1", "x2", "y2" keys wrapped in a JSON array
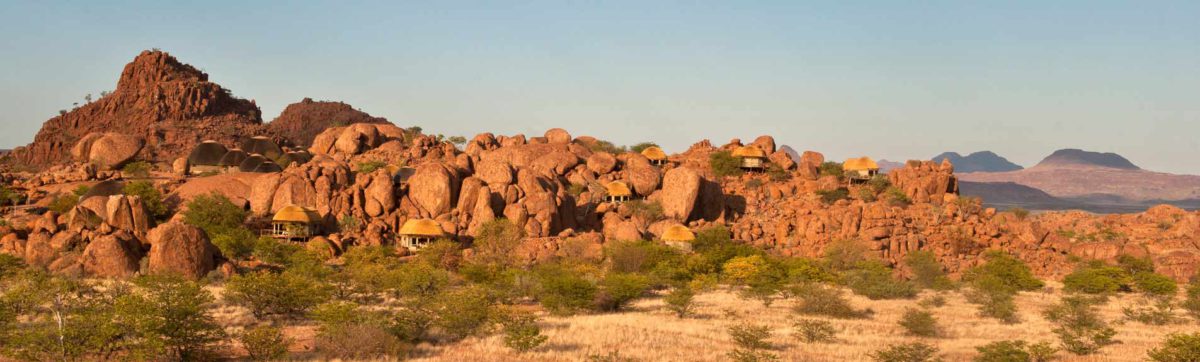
[
  {"x1": 3, "y1": 50, "x2": 268, "y2": 170},
  {"x1": 959, "y1": 149, "x2": 1200, "y2": 205},
  {"x1": 266, "y1": 98, "x2": 390, "y2": 147},
  {"x1": 932, "y1": 151, "x2": 1023, "y2": 173}
]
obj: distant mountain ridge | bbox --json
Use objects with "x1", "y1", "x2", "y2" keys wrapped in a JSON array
[
  {"x1": 1032, "y1": 148, "x2": 1139, "y2": 170},
  {"x1": 933, "y1": 151, "x2": 1023, "y2": 173}
]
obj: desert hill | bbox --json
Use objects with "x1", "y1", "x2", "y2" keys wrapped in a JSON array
[
  {"x1": 932, "y1": 151, "x2": 1024, "y2": 173},
  {"x1": 4, "y1": 50, "x2": 268, "y2": 169},
  {"x1": 267, "y1": 98, "x2": 390, "y2": 147},
  {"x1": 1033, "y1": 148, "x2": 1139, "y2": 170}
]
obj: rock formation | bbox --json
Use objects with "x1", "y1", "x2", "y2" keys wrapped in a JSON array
[{"x1": 267, "y1": 98, "x2": 391, "y2": 147}]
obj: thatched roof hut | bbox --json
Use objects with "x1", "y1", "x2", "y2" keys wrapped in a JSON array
[
  {"x1": 218, "y1": 148, "x2": 249, "y2": 167},
  {"x1": 187, "y1": 140, "x2": 228, "y2": 166},
  {"x1": 241, "y1": 136, "x2": 284, "y2": 160}
]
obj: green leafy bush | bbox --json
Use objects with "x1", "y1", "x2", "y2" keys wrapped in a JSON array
[
  {"x1": 356, "y1": 160, "x2": 387, "y2": 174},
  {"x1": 117, "y1": 273, "x2": 226, "y2": 360},
  {"x1": 240, "y1": 325, "x2": 290, "y2": 361},
  {"x1": 886, "y1": 187, "x2": 911, "y2": 206},
  {"x1": 766, "y1": 164, "x2": 791, "y2": 182},
  {"x1": 431, "y1": 286, "x2": 494, "y2": 340},
  {"x1": 816, "y1": 188, "x2": 850, "y2": 205},
  {"x1": 595, "y1": 272, "x2": 651, "y2": 312},
  {"x1": 905, "y1": 251, "x2": 953, "y2": 290},
  {"x1": 1007, "y1": 207, "x2": 1030, "y2": 221},
  {"x1": 121, "y1": 161, "x2": 152, "y2": 178},
  {"x1": 1132, "y1": 271, "x2": 1178, "y2": 297},
  {"x1": 625, "y1": 199, "x2": 665, "y2": 221},
  {"x1": 844, "y1": 261, "x2": 918, "y2": 300},
  {"x1": 918, "y1": 294, "x2": 947, "y2": 308},
  {"x1": 182, "y1": 192, "x2": 247, "y2": 235},
  {"x1": 1122, "y1": 297, "x2": 1179, "y2": 325},
  {"x1": 1148, "y1": 332, "x2": 1200, "y2": 362},
  {"x1": 870, "y1": 342, "x2": 943, "y2": 362},
  {"x1": 534, "y1": 264, "x2": 598, "y2": 315},
  {"x1": 818, "y1": 162, "x2": 844, "y2": 178},
  {"x1": 962, "y1": 251, "x2": 1044, "y2": 294},
  {"x1": 1062, "y1": 261, "x2": 1131, "y2": 294},
  {"x1": 224, "y1": 271, "x2": 332, "y2": 319},
  {"x1": 973, "y1": 340, "x2": 1057, "y2": 362},
  {"x1": 790, "y1": 283, "x2": 872, "y2": 319},
  {"x1": 500, "y1": 309, "x2": 548, "y2": 353},
  {"x1": 472, "y1": 218, "x2": 525, "y2": 267},
  {"x1": 727, "y1": 322, "x2": 777, "y2": 362},
  {"x1": 793, "y1": 319, "x2": 837, "y2": 343},
  {"x1": 899, "y1": 308, "x2": 940, "y2": 337},
  {"x1": 314, "y1": 323, "x2": 408, "y2": 360},
  {"x1": 709, "y1": 151, "x2": 744, "y2": 178},
  {"x1": 120, "y1": 181, "x2": 164, "y2": 220},
  {"x1": 1185, "y1": 278, "x2": 1200, "y2": 320},
  {"x1": 1043, "y1": 295, "x2": 1116, "y2": 355},
  {"x1": 665, "y1": 285, "x2": 696, "y2": 318},
  {"x1": 630, "y1": 142, "x2": 659, "y2": 153}
]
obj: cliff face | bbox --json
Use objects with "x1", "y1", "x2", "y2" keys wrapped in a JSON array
[
  {"x1": 266, "y1": 98, "x2": 390, "y2": 147},
  {"x1": 6, "y1": 50, "x2": 266, "y2": 169}
]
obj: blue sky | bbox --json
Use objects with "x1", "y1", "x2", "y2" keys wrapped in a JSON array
[{"x1": 2, "y1": 1, "x2": 1198, "y2": 173}]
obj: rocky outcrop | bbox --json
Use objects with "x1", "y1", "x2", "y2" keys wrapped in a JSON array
[
  {"x1": 661, "y1": 167, "x2": 702, "y2": 221},
  {"x1": 267, "y1": 98, "x2": 390, "y2": 147},
  {"x1": 5, "y1": 50, "x2": 266, "y2": 169},
  {"x1": 310, "y1": 123, "x2": 407, "y2": 156},
  {"x1": 70, "y1": 132, "x2": 145, "y2": 170},
  {"x1": 146, "y1": 222, "x2": 219, "y2": 280}
]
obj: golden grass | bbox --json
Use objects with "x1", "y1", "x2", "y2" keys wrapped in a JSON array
[{"x1": 401, "y1": 282, "x2": 1195, "y2": 362}]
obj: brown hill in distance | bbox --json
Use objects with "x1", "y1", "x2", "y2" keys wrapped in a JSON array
[
  {"x1": 266, "y1": 98, "x2": 390, "y2": 147},
  {"x1": 932, "y1": 151, "x2": 1024, "y2": 173},
  {"x1": 4, "y1": 50, "x2": 268, "y2": 169},
  {"x1": 1032, "y1": 148, "x2": 1139, "y2": 170}
]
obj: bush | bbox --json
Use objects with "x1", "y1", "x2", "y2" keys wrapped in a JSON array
[
  {"x1": 416, "y1": 239, "x2": 463, "y2": 271},
  {"x1": 665, "y1": 285, "x2": 696, "y2": 318},
  {"x1": 47, "y1": 192, "x2": 80, "y2": 215},
  {"x1": 240, "y1": 325, "x2": 290, "y2": 361},
  {"x1": 121, "y1": 161, "x2": 152, "y2": 178},
  {"x1": 962, "y1": 251, "x2": 1044, "y2": 295},
  {"x1": 727, "y1": 322, "x2": 777, "y2": 362},
  {"x1": 899, "y1": 308, "x2": 940, "y2": 337},
  {"x1": 252, "y1": 237, "x2": 303, "y2": 265},
  {"x1": 844, "y1": 261, "x2": 918, "y2": 300},
  {"x1": 117, "y1": 273, "x2": 226, "y2": 360},
  {"x1": 823, "y1": 238, "x2": 870, "y2": 272},
  {"x1": 1061, "y1": 261, "x2": 1130, "y2": 295},
  {"x1": 630, "y1": 142, "x2": 659, "y2": 153},
  {"x1": 710, "y1": 151, "x2": 744, "y2": 178},
  {"x1": 766, "y1": 164, "x2": 791, "y2": 182},
  {"x1": 973, "y1": 340, "x2": 1057, "y2": 362},
  {"x1": 314, "y1": 323, "x2": 408, "y2": 360},
  {"x1": 182, "y1": 192, "x2": 247, "y2": 234},
  {"x1": 793, "y1": 319, "x2": 837, "y2": 343},
  {"x1": 1043, "y1": 295, "x2": 1116, "y2": 355},
  {"x1": 1122, "y1": 297, "x2": 1178, "y2": 325},
  {"x1": 1133, "y1": 271, "x2": 1178, "y2": 297},
  {"x1": 625, "y1": 199, "x2": 665, "y2": 221},
  {"x1": 535, "y1": 264, "x2": 598, "y2": 315},
  {"x1": 1185, "y1": 279, "x2": 1200, "y2": 320},
  {"x1": 816, "y1": 188, "x2": 850, "y2": 205},
  {"x1": 210, "y1": 226, "x2": 258, "y2": 260},
  {"x1": 871, "y1": 342, "x2": 943, "y2": 362},
  {"x1": 1007, "y1": 207, "x2": 1030, "y2": 221},
  {"x1": 905, "y1": 251, "x2": 953, "y2": 290},
  {"x1": 818, "y1": 162, "x2": 843, "y2": 178},
  {"x1": 886, "y1": 187, "x2": 911, "y2": 206},
  {"x1": 431, "y1": 286, "x2": 494, "y2": 340},
  {"x1": 500, "y1": 310, "x2": 548, "y2": 353},
  {"x1": 472, "y1": 218, "x2": 524, "y2": 267},
  {"x1": 224, "y1": 271, "x2": 332, "y2": 319},
  {"x1": 918, "y1": 294, "x2": 947, "y2": 308},
  {"x1": 1148, "y1": 332, "x2": 1200, "y2": 362},
  {"x1": 595, "y1": 272, "x2": 651, "y2": 312},
  {"x1": 965, "y1": 286, "x2": 1020, "y2": 323},
  {"x1": 356, "y1": 160, "x2": 387, "y2": 174},
  {"x1": 790, "y1": 283, "x2": 872, "y2": 319}
]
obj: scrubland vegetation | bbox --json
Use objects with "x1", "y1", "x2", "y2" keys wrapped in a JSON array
[{"x1": 1, "y1": 194, "x2": 1198, "y2": 361}]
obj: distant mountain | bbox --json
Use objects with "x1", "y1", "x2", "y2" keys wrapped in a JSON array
[
  {"x1": 933, "y1": 151, "x2": 1023, "y2": 173},
  {"x1": 961, "y1": 181, "x2": 1199, "y2": 213},
  {"x1": 959, "y1": 149, "x2": 1200, "y2": 209},
  {"x1": 877, "y1": 159, "x2": 905, "y2": 173},
  {"x1": 1032, "y1": 148, "x2": 1139, "y2": 170}
]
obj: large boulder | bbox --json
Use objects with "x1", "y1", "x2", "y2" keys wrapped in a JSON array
[
  {"x1": 71, "y1": 132, "x2": 145, "y2": 170},
  {"x1": 408, "y1": 163, "x2": 458, "y2": 217},
  {"x1": 544, "y1": 128, "x2": 572, "y2": 144},
  {"x1": 750, "y1": 135, "x2": 776, "y2": 154},
  {"x1": 624, "y1": 155, "x2": 662, "y2": 196},
  {"x1": 82, "y1": 233, "x2": 141, "y2": 278},
  {"x1": 146, "y1": 222, "x2": 218, "y2": 280},
  {"x1": 661, "y1": 167, "x2": 702, "y2": 221},
  {"x1": 476, "y1": 159, "x2": 514, "y2": 186},
  {"x1": 587, "y1": 152, "x2": 618, "y2": 174}
]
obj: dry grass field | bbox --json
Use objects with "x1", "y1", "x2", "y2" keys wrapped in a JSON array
[{"x1": 385, "y1": 283, "x2": 1192, "y2": 362}]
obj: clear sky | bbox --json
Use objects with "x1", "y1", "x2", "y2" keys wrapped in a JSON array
[{"x1": 1, "y1": 1, "x2": 1198, "y2": 173}]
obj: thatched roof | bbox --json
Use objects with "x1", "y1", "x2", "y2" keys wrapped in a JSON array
[
  {"x1": 273, "y1": 205, "x2": 319, "y2": 224},
  {"x1": 732, "y1": 146, "x2": 767, "y2": 158},
  {"x1": 218, "y1": 148, "x2": 248, "y2": 167},
  {"x1": 661, "y1": 225, "x2": 696, "y2": 242},
  {"x1": 843, "y1": 157, "x2": 879, "y2": 171},
  {"x1": 399, "y1": 218, "x2": 443, "y2": 237},
  {"x1": 188, "y1": 141, "x2": 228, "y2": 166},
  {"x1": 605, "y1": 181, "x2": 633, "y2": 197},
  {"x1": 640, "y1": 146, "x2": 667, "y2": 160},
  {"x1": 241, "y1": 136, "x2": 283, "y2": 159}
]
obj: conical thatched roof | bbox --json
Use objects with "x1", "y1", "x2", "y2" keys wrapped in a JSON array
[
  {"x1": 399, "y1": 218, "x2": 443, "y2": 237},
  {"x1": 241, "y1": 136, "x2": 283, "y2": 160},
  {"x1": 218, "y1": 148, "x2": 249, "y2": 167},
  {"x1": 732, "y1": 145, "x2": 767, "y2": 158},
  {"x1": 188, "y1": 141, "x2": 228, "y2": 166},
  {"x1": 843, "y1": 157, "x2": 879, "y2": 171},
  {"x1": 661, "y1": 225, "x2": 696, "y2": 242},
  {"x1": 272, "y1": 205, "x2": 319, "y2": 224},
  {"x1": 640, "y1": 146, "x2": 667, "y2": 160},
  {"x1": 605, "y1": 181, "x2": 633, "y2": 197}
]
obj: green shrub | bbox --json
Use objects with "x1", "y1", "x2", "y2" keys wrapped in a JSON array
[
  {"x1": 1148, "y1": 332, "x2": 1200, "y2": 362},
  {"x1": 844, "y1": 261, "x2": 918, "y2": 300},
  {"x1": 965, "y1": 286, "x2": 1020, "y2": 323},
  {"x1": 210, "y1": 226, "x2": 258, "y2": 260},
  {"x1": 727, "y1": 322, "x2": 777, "y2": 362},
  {"x1": 472, "y1": 218, "x2": 525, "y2": 267},
  {"x1": 818, "y1": 162, "x2": 843, "y2": 178},
  {"x1": 183, "y1": 192, "x2": 247, "y2": 234},
  {"x1": 313, "y1": 323, "x2": 408, "y2": 360},
  {"x1": 595, "y1": 272, "x2": 651, "y2": 312},
  {"x1": 664, "y1": 285, "x2": 696, "y2": 318},
  {"x1": 905, "y1": 251, "x2": 953, "y2": 290},
  {"x1": 1116, "y1": 254, "x2": 1155, "y2": 274},
  {"x1": 1132, "y1": 271, "x2": 1177, "y2": 297},
  {"x1": 1122, "y1": 297, "x2": 1178, "y2": 325},
  {"x1": 886, "y1": 187, "x2": 911, "y2": 206},
  {"x1": 899, "y1": 308, "x2": 940, "y2": 337},
  {"x1": 338, "y1": 214, "x2": 362, "y2": 233},
  {"x1": 431, "y1": 286, "x2": 494, "y2": 341},
  {"x1": 239, "y1": 325, "x2": 290, "y2": 361},
  {"x1": 790, "y1": 283, "x2": 873, "y2": 319},
  {"x1": 779, "y1": 257, "x2": 837, "y2": 284},
  {"x1": 973, "y1": 340, "x2": 1057, "y2": 362},
  {"x1": 117, "y1": 273, "x2": 226, "y2": 361},
  {"x1": 1008, "y1": 207, "x2": 1030, "y2": 221},
  {"x1": 1043, "y1": 295, "x2": 1116, "y2": 355},
  {"x1": 47, "y1": 192, "x2": 80, "y2": 215},
  {"x1": 388, "y1": 261, "x2": 453, "y2": 300},
  {"x1": 355, "y1": 160, "x2": 387, "y2": 174},
  {"x1": 630, "y1": 142, "x2": 659, "y2": 153},
  {"x1": 625, "y1": 199, "x2": 664, "y2": 221},
  {"x1": 416, "y1": 239, "x2": 463, "y2": 271},
  {"x1": 962, "y1": 251, "x2": 1044, "y2": 295},
  {"x1": 500, "y1": 309, "x2": 548, "y2": 353},
  {"x1": 816, "y1": 188, "x2": 850, "y2": 205},
  {"x1": 918, "y1": 294, "x2": 947, "y2": 308},
  {"x1": 252, "y1": 237, "x2": 303, "y2": 265},
  {"x1": 1185, "y1": 278, "x2": 1200, "y2": 320},
  {"x1": 709, "y1": 151, "x2": 744, "y2": 178},
  {"x1": 587, "y1": 139, "x2": 626, "y2": 154},
  {"x1": 766, "y1": 164, "x2": 791, "y2": 182},
  {"x1": 871, "y1": 342, "x2": 943, "y2": 362},
  {"x1": 823, "y1": 238, "x2": 870, "y2": 272},
  {"x1": 121, "y1": 161, "x2": 152, "y2": 178},
  {"x1": 224, "y1": 271, "x2": 332, "y2": 319},
  {"x1": 1061, "y1": 261, "x2": 1130, "y2": 295},
  {"x1": 793, "y1": 319, "x2": 837, "y2": 343},
  {"x1": 535, "y1": 264, "x2": 598, "y2": 315}
]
